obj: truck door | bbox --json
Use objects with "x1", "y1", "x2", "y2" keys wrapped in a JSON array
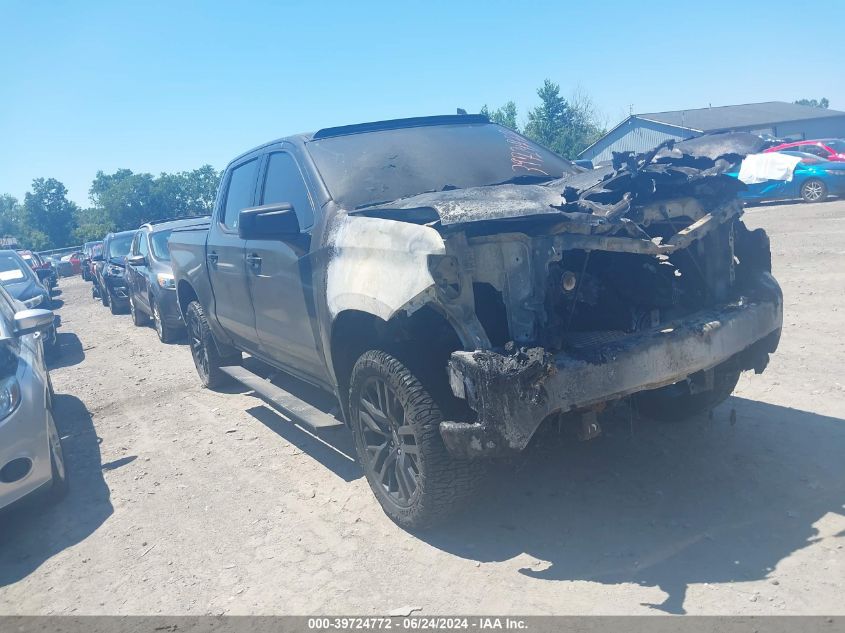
[
  {"x1": 246, "y1": 151, "x2": 327, "y2": 382},
  {"x1": 208, "y1": 157, "x2": 261, "y2": 349}
]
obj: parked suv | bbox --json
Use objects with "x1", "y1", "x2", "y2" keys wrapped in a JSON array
[
  {"x1": 169, "y1": 116, "x2": 782, "y2": 528},
  {"x1": 126, "y1": 217, "x2": 208, "y2": 342},
  {"x1": 93, "y1": 230, "x2": 136, "y2": 314}
]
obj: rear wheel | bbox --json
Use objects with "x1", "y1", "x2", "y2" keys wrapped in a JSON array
[
  {"x1": 129, "y1": 294, "x2": 150, "y2": 326},
  {"x1": 186, "y1": 301, "x2": 240, "y2": 388},
  {"x1": 349, "y1": 350, "x2": 481, "y2": 530},
  {"x1": 634, "y1": 369, "x2": 740, "y2": 422},
  {"x1": 800, "y1": 178, "x2": 827, "y2": 203}
]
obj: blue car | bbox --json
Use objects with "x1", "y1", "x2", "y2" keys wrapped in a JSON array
[{"x1": 729, "y1": 151, "x2": 845, "y2": 203}]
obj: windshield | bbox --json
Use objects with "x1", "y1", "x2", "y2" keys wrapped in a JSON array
[
  {"x1": 108, "y1": 234, "x2": 134, "y2": 259},
  {"x1": 0, "y1": 253, "x2": 33, "y2": 286},
  {"x1": 306, "y1": 123, "x2": 577, "y2": 209},
  {"x1": 150, "y1": 230, "x2": 172, "y2": 261},
  {"x1": 826, "y1": 140, "x2": 845, "y2": 153}
]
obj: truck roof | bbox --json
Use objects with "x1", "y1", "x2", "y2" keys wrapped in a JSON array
[{"x1": 226, "y1": 114, "x2": 490, "y2": 169}]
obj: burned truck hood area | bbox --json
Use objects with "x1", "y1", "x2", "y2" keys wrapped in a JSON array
[
  {"x1": 375, "y1": 133, "x2": 782, "y2": 460},
  {"x1": 352, "y1": 132, "x2": 765, "y2": 234}
]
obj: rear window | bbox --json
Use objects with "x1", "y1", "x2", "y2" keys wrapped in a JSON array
[
  {"x1": 826, "y1": 140, "x2": 845, "y2": 152},
  {"x1": 306, "y1": 123, "x2": 576, "y2": 210}
]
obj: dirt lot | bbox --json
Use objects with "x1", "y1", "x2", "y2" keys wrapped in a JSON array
[{"x1": 1, "y1": 199, "x2": 844, "y2": 615}]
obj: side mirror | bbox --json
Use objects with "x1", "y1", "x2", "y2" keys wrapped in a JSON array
[
  {"x1": 92, "y1": 254, "x2": 104, "y2": 262},
  {"x1": 14, "y1": 309, "x2": 54, "y2": 337},
  {"x1": 35, "y1": 269, "x2": 52, "y2": 281},
  {"x1": 238, "y1": 203, "x2": 301, "y2": 240},
  {"x1": 127, "y1": 255, "x2": 147, "y2": 267}
]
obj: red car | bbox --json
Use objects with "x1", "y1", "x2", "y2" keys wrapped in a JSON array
[{"x1": 764, "y1": 138, "x2": 845, "y2": 161}]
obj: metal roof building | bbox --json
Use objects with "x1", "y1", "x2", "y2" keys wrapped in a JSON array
[{"x1": 579, "y1": 101, "x2": 845, "y2": 163}]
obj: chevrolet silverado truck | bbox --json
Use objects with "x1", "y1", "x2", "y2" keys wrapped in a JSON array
[{"x1": 168, "y1": 115, "x2": 782, "y2": 528}]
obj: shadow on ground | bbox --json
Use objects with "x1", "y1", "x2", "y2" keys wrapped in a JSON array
[
  {"x1": 47, "y1": 332, "x2": 85, "y2": 370},
  {"x1": 0, "y1": 393, "x2": 112, "y2": 588},
  {"x1": 418, "y1": 396, "x2": 845, "y2": 614}
]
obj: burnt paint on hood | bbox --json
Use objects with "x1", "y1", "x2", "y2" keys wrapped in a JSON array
[
  {"x1": 352, "y1": 182, "x2": 566, "y2": 226},
  {"x1": 349, "y1": 132, "x2": 762, "y2": 227}
]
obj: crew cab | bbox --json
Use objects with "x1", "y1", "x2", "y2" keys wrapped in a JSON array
[{"x1": 169, "y1": 116, "x2": 783, "y2": 528}]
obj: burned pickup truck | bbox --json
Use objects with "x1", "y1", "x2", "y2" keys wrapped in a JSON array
[{"x1": 168, "y1": 115, "x2": 782, "y2": 528}]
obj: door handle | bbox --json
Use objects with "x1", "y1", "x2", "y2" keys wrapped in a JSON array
[
  {"x1": 246, "y1": 254, "x2": 262, "y2": 270},
  {"x1": 207, "y1": 252, "x2": 219, "y2": 266}
]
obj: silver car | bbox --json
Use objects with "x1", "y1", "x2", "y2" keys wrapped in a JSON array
[{"x1": 0, "y1": 283, "x2": 66, "y2": 511}]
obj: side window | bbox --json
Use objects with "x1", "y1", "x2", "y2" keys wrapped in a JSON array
[
  {"x1": 800, "y1": 144, "x2": 826, "y2": 157},
  {"x1": 261, "y1": 152, "x2": 315, "y2": 230},
  {"x1": 222, "y1": 159, "x2": 260, "y2": 228},
  {"x1": 138, "y1": 233, "x2": 150, "y2": 258},
  {"x1": 130, "y1": 232, "x2": 141, "y2": 255}
]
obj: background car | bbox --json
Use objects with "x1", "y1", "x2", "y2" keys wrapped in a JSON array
[
  {"x1": 125, "y1": 217, "x2": 207, "y2": 342},
  {"x1": 81, "y1": 241, "x2": 103, "y2": 281},
  {"x1": 764, "y1": 138, "x2": 845, "y2": 162},
  {"x1": 0, "y1": 251, "x2": 59, "y2": 356},
  {"x1": 48, "y1": 255, "x2": 74, "y2": 278},
  {"x1": 0, "y1": 282, "x2": 66, "y2": 513},
  {"x1": 93, "y1": 230, "x2": 136, "y2": 314},
  {"x1": 61, "y1": 252, "x2": 84, "y2": 275},
  {"x1": 17, "y1": 250, "x2": 57, "y2": 293},
  {"x1": 730, "y1": 153, "x2": 845, "y2": 203}
]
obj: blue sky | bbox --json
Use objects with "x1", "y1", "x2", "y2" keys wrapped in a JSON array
[{"x1": 2, "y1": 0, "x2": 844, "y2": 207}]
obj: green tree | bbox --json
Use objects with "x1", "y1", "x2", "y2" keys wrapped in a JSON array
[
  {"x1": 794, "y1": 97, "x2": 829, "y2": 109},
  {"x1": 481, "y1": 101, "x2": 519, "y2": 131},
  {"x1": 89, "y1": 165, "x2": 220, "y2": 232},
  {"x1": 0, "y1": 194, "x2": 22, "y2": 238},
  {"x1": 20, "y1": 178, "x2": 79, "y2": 249},
  {"x1": 522, "y1": 80, "x2": 605, "y2": 159}
]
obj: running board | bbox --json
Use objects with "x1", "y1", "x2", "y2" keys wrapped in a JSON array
[{"x1": 220, "y1": 365, "x2": 345, "y2": 431}]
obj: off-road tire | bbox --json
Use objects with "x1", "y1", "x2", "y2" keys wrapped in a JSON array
[
  {"x1": 634, "y1": 370, "x2": 741, "y2": 422},
  {"x1": 100, "y1": 286, "x2": 109, "y2": 307},
  {"x1": 152, "y1": 299, "x2": 177, "y2": 343},
  {"x1": 186, "y1": 301, "x2": 240, "y2": 389},
  {"x1": 800, "y1": 178, "x2": 827, "y2": 203},
  {"x1": 130, "y1": 295, "x2": 150, "y2": 326},
  {"x1": 349, "y1": 350, "x2": 482, "y2": 530}
]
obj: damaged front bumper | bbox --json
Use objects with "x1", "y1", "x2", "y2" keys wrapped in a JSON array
[{"x1": 441, "y1": 273, "x2": 782, "y2": 459}]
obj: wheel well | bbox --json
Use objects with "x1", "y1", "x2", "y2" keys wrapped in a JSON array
[
  {"x1": 330, "y1": 306, "x2": 471, "y2": 424},
  {"x1": 176, "y1": 281, "x2": 198, "y2": 320}
]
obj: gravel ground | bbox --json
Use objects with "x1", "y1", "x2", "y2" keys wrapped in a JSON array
[{"x1": 0, "y1": 199, "x2": 843, "y2": 615}]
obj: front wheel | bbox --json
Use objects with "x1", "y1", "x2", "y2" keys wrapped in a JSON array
[
  {"x1": 801, "y1": 178, "x2": 827, "y2": 203},
  {"x1": 185, "y1": 301, "x2": 240, "y2": 388},
  {"x1": 349, "y1": 350, "x2": 481, "y2": 530}
]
